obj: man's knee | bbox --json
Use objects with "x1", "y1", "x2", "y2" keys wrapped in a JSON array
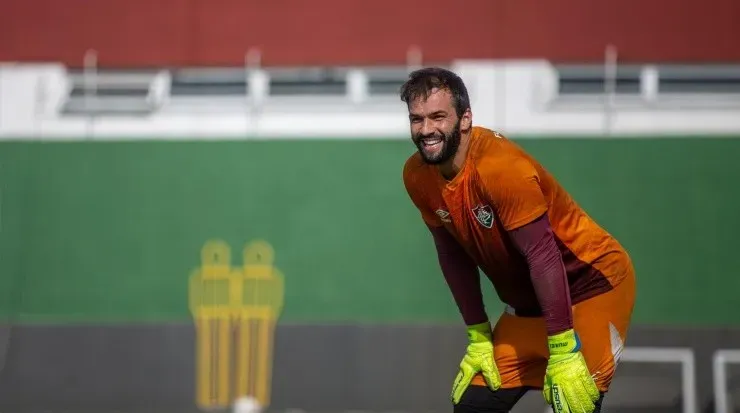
[{"x1": 453, "y1": 385, "x2": 529, "y2": 413}]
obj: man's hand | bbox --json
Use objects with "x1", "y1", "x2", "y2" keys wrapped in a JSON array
[
  {"x1": 543, "y1": 329, "x2": 600, "y2": 413},
  {"x1": 451, "y1": 322, "x2": 502, "y2": 404}
]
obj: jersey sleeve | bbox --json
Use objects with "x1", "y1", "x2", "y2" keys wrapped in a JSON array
[
  {"x1": 402, "y1": 158, "x2": 443, "y2": 228},
  {"x1": 481, "y1": 156, "x2": 548, "y2": 231}
]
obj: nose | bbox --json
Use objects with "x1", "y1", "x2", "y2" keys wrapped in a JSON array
[{"x1": 420, "y1": 118, "x2": 435, "y2": 136}]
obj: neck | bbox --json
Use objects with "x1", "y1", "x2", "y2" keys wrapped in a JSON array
[{"x1": 438, "y1": 130, "x2": 472, "y2": 180}]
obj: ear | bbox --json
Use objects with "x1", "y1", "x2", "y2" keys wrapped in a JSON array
[{"x1": 460, "y1": 108, "x2": 473, "y2": 131}]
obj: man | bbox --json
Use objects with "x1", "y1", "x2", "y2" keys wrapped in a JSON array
[{"x1": 400, "y1": 67, "x2": 636, "y2": 413}]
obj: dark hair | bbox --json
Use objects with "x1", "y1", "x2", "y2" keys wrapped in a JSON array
[{"x1": 399, "y1": 67, "x2": 470, "y2": 118}]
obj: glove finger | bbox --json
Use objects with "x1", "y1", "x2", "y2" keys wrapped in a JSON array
[
  {"x1": 575, "y1": 374, "x2": 600, "y2": 409},
  {"x1": 481, "y1": 359, "x2": 501, "y2": 390},
  {"x1": 584, "y1": 376, "x2": 600, "y2": 402},
  {"x1": 576, "y1": 356, "x2": 600, "y2": 402},
  {"x1": 563, "y1": 381, "x2": 594, "y2": 413},
  {"x1": 543, "y1": 374, "x2": 553, "y2": 405},
  {"x1": 451, "y1": 370, "x2": 465, "y2": 403},
  {"x1": 451, "y1": 365, "x2": 475, "y2": 404},
  {"x1": 550, "y1": 383, "x2": 570, "y2": 413}
]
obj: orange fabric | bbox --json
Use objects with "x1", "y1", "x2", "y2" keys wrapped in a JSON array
[
  {"x1": 403, "y1": 126, "x2": 634, "y2": 310},
  {"x1": 472, "y1": 266, "x2": 636, "y2": 391}
]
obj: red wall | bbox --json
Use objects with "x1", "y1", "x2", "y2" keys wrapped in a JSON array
[{"x1": 1, "y1": 0, "x2": 738, "y2": 67}]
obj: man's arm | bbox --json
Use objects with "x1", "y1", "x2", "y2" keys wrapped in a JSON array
[
  {"x1": 507, "y1": 214, "x2": 572, "y2": 335},
  {"x1": 429, "y1": 224, "x2": 503, "y2": 402},
  {"x1": 479, "y1": 155, "x2": 572, "y2": 336},
  {"x1": 402, "y1": 157, "x2": 487, "y2": 325},
  {"x1": 509, "y1": 215, "x2": 601, "y2": 412},
  {"x1": 427, "y1": 224, "x2": 488, "y2": 326}
]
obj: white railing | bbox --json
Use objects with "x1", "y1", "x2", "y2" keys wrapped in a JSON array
[
  {"x1": 2, "y1": 46, "x2": 740, "y2": 139},
  {"x1": 713, "y1": 349, "x2": 740, "y2": 413},
  {"x1": 621, "y1": 347, "x2": 698, "y2": 413}
]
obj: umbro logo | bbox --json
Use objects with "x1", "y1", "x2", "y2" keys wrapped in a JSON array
[{"x1": 435, "y1": 209, "x2": 452, "y2": 223}]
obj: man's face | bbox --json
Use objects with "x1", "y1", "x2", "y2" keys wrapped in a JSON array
[{"x1": 408, "y1": 88, "x2": 462, "y2": 165}]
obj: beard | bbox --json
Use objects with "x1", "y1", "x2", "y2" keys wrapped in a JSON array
[{"x1": 413, "y1": 119, "x2": 462, "y2": 165}]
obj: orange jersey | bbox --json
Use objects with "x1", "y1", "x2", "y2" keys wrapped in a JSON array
[{"x1": 403, "y1": 126, "x2": 633, "y2": 314}]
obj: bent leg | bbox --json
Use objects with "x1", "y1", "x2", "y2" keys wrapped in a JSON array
[
  {"x1": 459, "y1": 312, "x2": 547, "y2": 411},
  {"x1": 470, "y1": 311, "x2": 550, "y2": 389},
  {"x1": 574, "y1": 268, "x2": 636, "y2": 392}
]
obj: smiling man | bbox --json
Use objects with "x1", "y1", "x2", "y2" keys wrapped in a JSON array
[{"x1": 400, "y1": 67, "x2": 636, "y2": 413}]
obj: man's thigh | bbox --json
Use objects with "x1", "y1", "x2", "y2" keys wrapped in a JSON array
[
  {"x1": 467, "y1": 310, "x2": 548, "y2": 390},
  {"x1": 574, "y1": 269, "x2": 636, "y2": 391}
]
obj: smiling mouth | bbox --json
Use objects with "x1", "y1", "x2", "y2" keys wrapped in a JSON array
[{"x1": 421, "y1": 136, "x2": 443, "y2": 148}]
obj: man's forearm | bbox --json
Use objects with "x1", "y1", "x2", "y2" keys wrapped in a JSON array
[
  {"x1": 427, "y1": 224, "x2": 488, "y2": 326},
  {"x1": 508, "y1": 214, "x2": 573, "y2": 335}
]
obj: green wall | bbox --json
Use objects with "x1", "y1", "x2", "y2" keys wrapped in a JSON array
[{"x1": 1, "y1": 137, "x2": 738, "y2": 326}]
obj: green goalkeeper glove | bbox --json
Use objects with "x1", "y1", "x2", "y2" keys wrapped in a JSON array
[
  {"x1": 543, "y1": 329, "x2": 600, "y2": 413},
  {"x1": 451, "y1": 322, "x2": 502, "y2": 404}
]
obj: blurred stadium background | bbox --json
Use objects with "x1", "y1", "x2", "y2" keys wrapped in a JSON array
[{"x1": 1, "y1": 0, "x2": 739, "y2": 412}]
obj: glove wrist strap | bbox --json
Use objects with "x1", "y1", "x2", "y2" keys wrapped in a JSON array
[
  {"x1": 547, "y1": 328, "x2": 580, "y2": 354},
  {"x1": 466, "y1": 321, "x2": 492, "y2": 343}
]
